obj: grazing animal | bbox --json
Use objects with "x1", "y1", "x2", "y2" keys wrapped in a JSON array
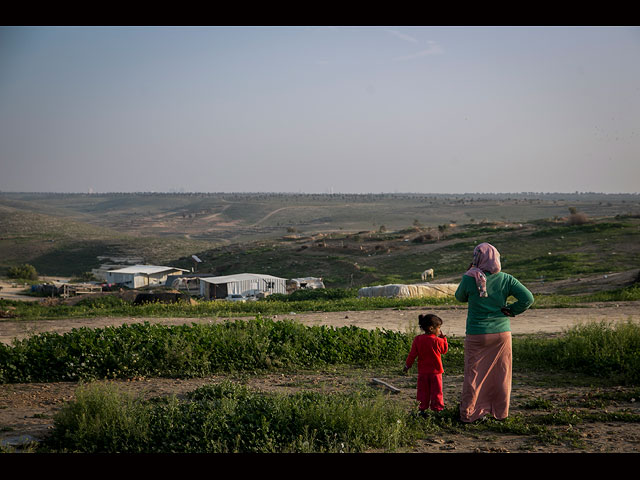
[{"x1": 421, "y1": 268, "x2": 434, "y2": 281}]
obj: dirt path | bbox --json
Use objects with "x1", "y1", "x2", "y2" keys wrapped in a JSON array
[
  {"x1": 2, "y1": 303, "x2": 640, "y2": 453},
  {"x1": 2, "y1": 302, "x2": 640, "y2": 346}
]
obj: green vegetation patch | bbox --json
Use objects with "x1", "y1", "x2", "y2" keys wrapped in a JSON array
[
  {"x1": 0, "y1": 317, "x2": 413, "y2": 383},
  {"x1": 514, "y1": 320, "x2": 640, "y2": 384},
  {"x1": 0, "y1": 294, "x2": 462, "y2": 321},
  {"x1": 40, "y1": 380, "x2": 427, "y2": 453}
]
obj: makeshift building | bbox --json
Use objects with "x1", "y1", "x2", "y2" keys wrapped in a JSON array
[
  {"x1": 105, "y1": 265, "x2": 189, "y2": 289},
  {"x1": 287, "y1": 277, "x2": 325, "y2": 293},
  {"x1": 199, "y1": 273, "x2": 287, "y2": 300},
  {"x1": 358, "y1": 283, "x2": 459, "y2": 299},
  {"x1": 166, "y1": 273, "x2": 215, "y2": 296}
]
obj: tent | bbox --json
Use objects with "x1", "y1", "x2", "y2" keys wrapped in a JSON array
[{"x1": 358, "y1": 282, "x2": 458, "y2": 299}]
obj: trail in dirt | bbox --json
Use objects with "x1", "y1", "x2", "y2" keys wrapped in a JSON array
[{"x1": 2, "y1": 302, "x2": 640, "y2": 345}]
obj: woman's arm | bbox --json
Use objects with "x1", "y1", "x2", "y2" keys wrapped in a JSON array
[
  {"x1": 506, "y1": 276, "x2": 534, "y2": 316},
  {"x1": 455, "y1": 276, "x2": 469, "y2": 302}
]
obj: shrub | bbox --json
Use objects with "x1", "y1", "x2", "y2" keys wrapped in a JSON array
[
  {"x1": 514, "y1": 320, "x2": 640, "y2": 383},
  {"x1": 43, "y1": 382, "x2": 150, "y2": 453},
  {"x1": 567, "y1": 212, "x2": 590, "y2": 225},
  {"x1": 42, "y1": 381, "x2": 421, "y2": 453},
  {"x1": 0, "y1": 317, "x2": 412, "y2": 383},
  {"x1": 6, "y1": 264, "x2": 38, "y2": 281}
]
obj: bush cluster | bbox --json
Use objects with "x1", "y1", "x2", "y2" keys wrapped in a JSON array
[
  {"x1": 0, "y1": 294, "x2": 460, "y2": 320},
  {"x1": 42, "y1": 380, "x2": 426, "y2": 453},
  {"x1": 6, "y1": 263, "x2": 38, "y2": 281},
  {"x1": 0, "y1": 317, "x2": 412, "y2": 383},
  {"x1": 514, "y1": 320, "x2": 640, "y2": 384}
]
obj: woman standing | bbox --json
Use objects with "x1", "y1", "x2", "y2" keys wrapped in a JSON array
[{"x1": 455, "y1": 242, "x2": 534, "y2": 423}]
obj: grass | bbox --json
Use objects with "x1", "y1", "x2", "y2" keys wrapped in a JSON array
[
  {"x1": 0, "y1": 317, "x2": 413, "y2": 383},
  {"x1": 0, "y1": 293, "x2": 463, "y2": 321},
  {"x1": 2, "y1": 319, "x2": 637, "y2": 453},
  {"x1": 513, "y1": 320, "x2": 640, "y2": 383},
  {"x1": 2, "y1": 317, "x2": 638, "y2": 385},
  {"x1": 2, "y1": 281, "x2": 640, "y2": 322},
  {"x1": 3, "y1": 192, "x2": 640, "y2": 286},
  {"x1": 36, "y1": 378, "x2": 640, "y2": 453},
  {"x1": 40, "y1": 380, "x2": 424, "y2": 453}
]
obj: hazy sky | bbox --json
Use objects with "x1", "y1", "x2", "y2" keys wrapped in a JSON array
[{"x1": 1, "y1": 26, "x2": 638, "y2": 194}]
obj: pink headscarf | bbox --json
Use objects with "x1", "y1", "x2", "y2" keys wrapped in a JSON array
[{"x1": 464, "y1": 242, "x2": 501, "y2": 297}]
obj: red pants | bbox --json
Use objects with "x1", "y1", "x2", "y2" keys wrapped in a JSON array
[{"x1": 417, "y1": 373, "x2": 444, "y2": 411}]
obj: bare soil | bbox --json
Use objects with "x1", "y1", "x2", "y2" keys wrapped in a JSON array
[{"x1": 2, "y1": 302, "x2": 640, "y2": 453}]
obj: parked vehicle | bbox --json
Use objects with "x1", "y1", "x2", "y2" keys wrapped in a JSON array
[{"x1": 225, "y1": 294, "x2": 247, "y2": 302}]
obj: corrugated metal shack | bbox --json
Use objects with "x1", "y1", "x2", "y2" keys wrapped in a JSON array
[
  {"x1": 105, "y1": 265, "x2": 189, "y2": 289},
  {"x1": 199, "y1": 273, "x2": 287, "y2": 300}
]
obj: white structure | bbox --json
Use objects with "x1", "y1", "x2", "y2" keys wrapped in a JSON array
[
  {"x1": 358, "y1": 283, "x2": 458, "y2": 299},
  {"x1": 199, "y1": 273, "x2": 287, "y2": 300},
  {"x1": 105, "y1": 265, "x2": 189, "y2": 289}
]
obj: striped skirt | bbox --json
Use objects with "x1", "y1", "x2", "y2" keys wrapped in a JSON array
[{"x1": 459, "y1": 331, "x2": 512, "y2": 423}]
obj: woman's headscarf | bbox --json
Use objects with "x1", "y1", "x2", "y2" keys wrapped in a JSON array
[{"x1": 464, "y1": 242, "x2": 501, "y2": 297}]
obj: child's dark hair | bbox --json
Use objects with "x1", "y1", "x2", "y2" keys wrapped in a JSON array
[{"x1": 418, "y1": 313, "x2": 443, "y2": 332}]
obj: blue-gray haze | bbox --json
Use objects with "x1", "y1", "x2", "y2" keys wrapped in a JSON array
[{"x1": 1, "y1": 26, "x2": 638, "y2": 194}]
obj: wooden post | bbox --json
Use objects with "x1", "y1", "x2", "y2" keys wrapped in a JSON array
[{"x1": 371, "y1": 378, "x2": 401, "y2": 394}]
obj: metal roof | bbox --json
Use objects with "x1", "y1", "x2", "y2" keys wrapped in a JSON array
[
  {"x1": 107, "y1": 265, "x2": 189, "y2": 275},
  {"x1": 199, "y1": 273, "x2": 285, "y2": 284}
]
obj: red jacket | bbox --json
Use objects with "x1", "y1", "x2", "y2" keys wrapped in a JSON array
[{"x1": 405, "y1": 334, "x2": 448, "y2": 374}]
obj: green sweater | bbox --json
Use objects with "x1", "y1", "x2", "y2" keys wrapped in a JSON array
[{"x1": 454, "y1": 272, "x2": 534, "y2": 335}]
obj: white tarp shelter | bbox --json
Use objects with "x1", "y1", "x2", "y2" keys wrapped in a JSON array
[
  {"x1": 358, "y1": 282, "x2": 459, "y2": 299},
  {"x1": 105, "y1": 265, "x2": 189, "y2": 289},
  {"x1": 199, "y1": 273, "x2": 287, "y2": 300}
]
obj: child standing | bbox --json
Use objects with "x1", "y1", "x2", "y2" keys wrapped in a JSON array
[{"x1": 403, "y1": 313, "x2": 449, "y2": 413}]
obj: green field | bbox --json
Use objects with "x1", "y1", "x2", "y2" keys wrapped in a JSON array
[{"x1": 3, "y1": 318, "x2": 639, "y2": 453}]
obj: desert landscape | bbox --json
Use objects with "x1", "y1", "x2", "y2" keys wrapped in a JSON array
[{"x1": 1, "y1": 192, "x2": 640, "y2": 453}]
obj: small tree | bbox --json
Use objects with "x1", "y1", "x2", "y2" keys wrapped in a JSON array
[
  {"x1": 437, "y1": 224, "x2": 449, "y2": 239},
  {"x1": 7, "y1": 264, "x2": 38, "y2": 281},
  {"x1": 567, "y1": 207, "x2": 589, "y2": 225}
]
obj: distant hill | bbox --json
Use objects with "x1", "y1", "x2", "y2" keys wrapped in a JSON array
[
  {"x1": 0, "y1": 203, "x2": 219, "y2": 276},
  {"x1": 1, "y1": 192, "x2": 639, "y2": 288}
]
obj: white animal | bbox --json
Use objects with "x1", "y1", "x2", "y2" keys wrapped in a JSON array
[{"x1": 421, "y1": 268, "x2": 434, "y2": 281}]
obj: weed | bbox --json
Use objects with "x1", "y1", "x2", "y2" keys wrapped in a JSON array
[{"x1": 41, "y1": 381, "x2": 422, "y2": 453}]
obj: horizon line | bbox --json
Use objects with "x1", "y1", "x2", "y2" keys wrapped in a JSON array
[{"x1": 1, "y1": 190, "x2": 639, "y2": 196}]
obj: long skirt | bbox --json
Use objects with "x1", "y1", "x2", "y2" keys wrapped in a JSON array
[{"x1": 459, "y1": 331, "x2": 512, "y2": 423}]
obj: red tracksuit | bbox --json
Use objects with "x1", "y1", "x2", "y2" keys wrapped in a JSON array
[{"x1": 405, "y1": 333, "x2": 448, "y2": 411}]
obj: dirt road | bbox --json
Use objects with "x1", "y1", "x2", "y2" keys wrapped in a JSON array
[{"x1": 2, "y1": 302, "x2": 640, "y2": 345}]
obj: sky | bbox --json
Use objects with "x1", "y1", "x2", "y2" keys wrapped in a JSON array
[{"x1": 0, "y1": 26, "x2": 639, "y2": 194}]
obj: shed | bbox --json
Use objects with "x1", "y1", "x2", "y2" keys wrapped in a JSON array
[
  {"x1": 105, "y1": 265, "x2": 189, "y2": 289},
  {"x1": 166, "y1": 273, "x2": 216, "y2": 296},
  {"x1": 199, "y1": 273, "x2": 287, "y2": 300}
]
